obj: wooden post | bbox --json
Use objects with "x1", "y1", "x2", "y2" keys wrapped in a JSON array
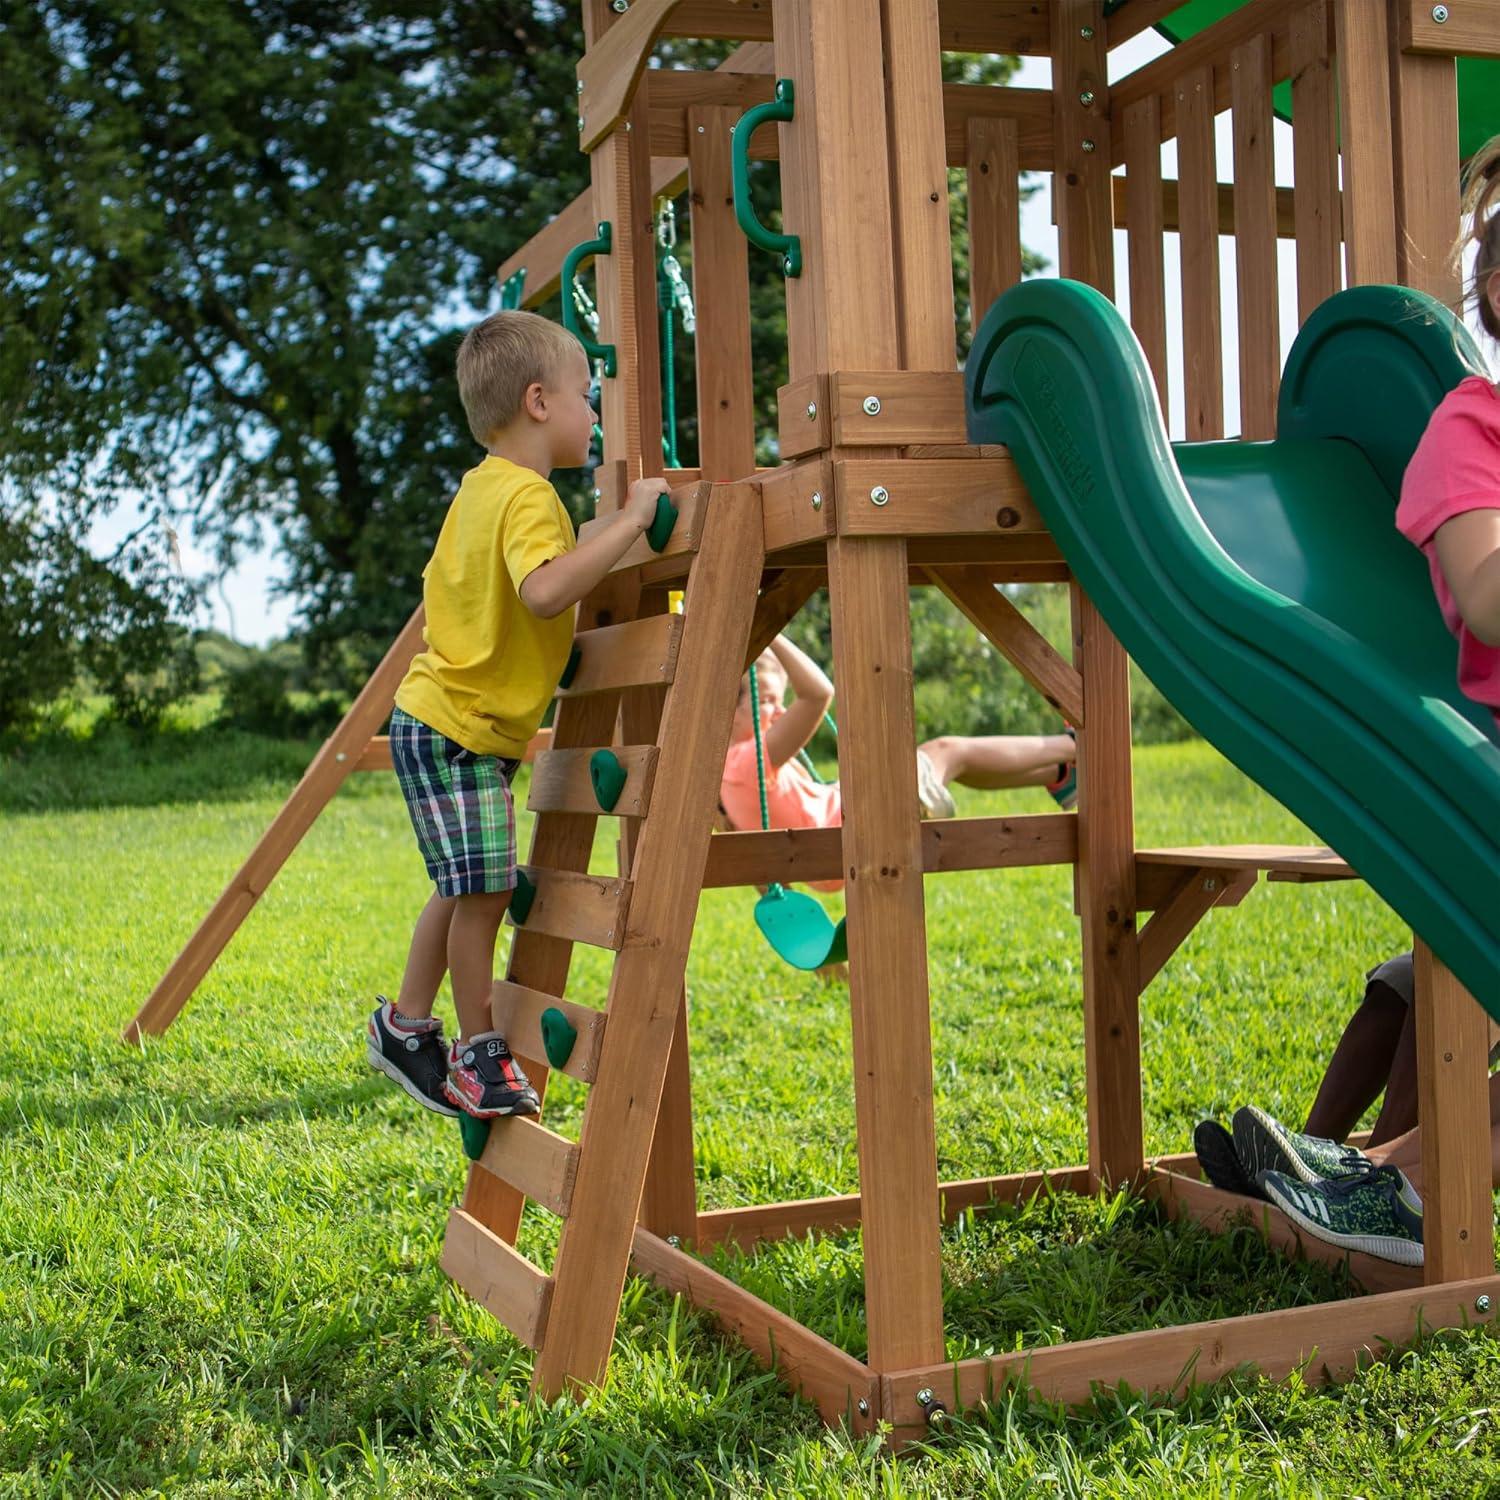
[
  {"x1": 1073, "y1": 586, "x2": 1142, "y2": 1187},
  {"x1": 688, "y1": 105, "x2": 757, "y2": 482},
  {"x1": 532, "y1": 481, "x2": 765, "y2": 1398},
  {"x1": 122, "y1": 607, "x2": 428, "y2": 1044},
  {"x1": 1333, "y1": 0, "x2": 1398, "y2": 286},
  {"x1": 1123, "y1": 95, "x2": 1168, "y2": 413},
  {"x1": 1414, "y1": 939, "x2": 1494, "y2": 1284},
  {"x1": 1177, "y1": 63, "x2": 1223, "y2": 440},
  {"x1": 1291, "y1": 0, "x2": 1342, "y2": 322},
  {"x1": 1054, "y1": 0, "x2": 1114, "y2": 298},
  {"x1": 966, "y1": 116, "x2": 1022, "y2": 335},
  {"x1": 1232, "y1": 34, "x2": 1280, "y2": 439}
]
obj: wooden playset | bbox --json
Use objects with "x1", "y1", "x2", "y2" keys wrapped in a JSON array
[{"x1": 129, "y1": 0, "x2": 1500, "y2": 1449}]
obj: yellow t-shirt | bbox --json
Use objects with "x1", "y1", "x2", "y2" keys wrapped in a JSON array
[{"x1": 395, "y1": 456, "x2": 576, "y2": 758}]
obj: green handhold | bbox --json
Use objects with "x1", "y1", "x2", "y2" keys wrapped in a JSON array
[
  {"x1": 510, "y1": 869, "x2": 536, "y2": 926},
  {"x1": 646, "y1": 491, "x2": 678, "y2": 553},
  {"x1": 589, "y1": 748, "x2": 627, "y2": 812},
  {"x1": 559, "y1": 644, "x2": 582, "y2": 690},
  {"x1": 539, "y1": 1006, "x2": 578, "y2": 1070},
  {"x1": 458, "y1": 1113, "x2": 491, "y2": 1162}
]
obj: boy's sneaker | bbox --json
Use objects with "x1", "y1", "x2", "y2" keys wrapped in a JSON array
[
  {"x1": 368, "y1": 998, "x2": 459, "y2": 1117},
  {"x1": 1261, "y1": 1163, "x2": 1424, "y2": 1266},
  {"x1": 444, "y1": 1032, "x2": 540, "y2": 1119},
  {"x1": 1232, "y1": 1104, "x2": 1371, "y2": 1187},
  {"x1": 1046, "y1": 763, "x2": 1078, "y2": 811},
  {"x1": 1192, "y1": 1118, "x2": 1263, "y2": 1198}
]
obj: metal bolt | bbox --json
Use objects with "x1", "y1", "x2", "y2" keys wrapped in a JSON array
[
  {"x1": 811, "y1": 491, "x2": 823, "y2": 511},
  {"x1": 335, "y1": 751, "x2": 347, "y2": 763},
  {"x1": 1080, "y1": 24, "x2": 1095, "y2": 39},
  {"x1": 1081, "y1": 139, "x2": 1097, "y2": 154},
  {"x1": 577, "y1": 80, "x2": 584, "y2": 93},
  {"x1": 666, "y1": 1234, "x2": 681, "y2": 1248},
  {"x1": 1479, "y1": 1295, "x2": 1492, "y2": 1313},
  {"x1": 606, "y1": 929, "x2": 615, "y2": 942},
  {"x1": 927, "y1": 1405, "x2": 949, "y2": 1427},
  {"x1": 869, "y1": 485, "x2": 890, "y2": 506},
  {"x1": 783, "y1": 255, "x2": 795, "y2": 275},
  {"x1": 624, "y1": 121, "x2": 632, "y2": 132},
  {"x1": 612, "y1": 0, "x2": 630, "y2": 10},
  {"x1": 1079, "y1": 89, "x2": 1095, "y2": 107},
  {"x1": 1432, "y1": 3, "x2": 1449, "y2": 20},
  {"x1": 592, "y1": 487, "x2": 602, "y2": 501},
  {"x1": 806, "y1": 401, "x2": 818, "y2": 420},
  {"x1": 916, "y1": 1388, "x2": 934, "y2": 1406},
  {"x1": 862, "y1": 395, "x2": 882, "y2": 416},
  {"x1": 696, "y1": 124, "x2": 706, "y2": 133},
  {"x1": 857, "y1": 1398, "x2": 870, "y2": 1416},
  {"x1": 578, "y1": 115, "x2": 585, "y2": 132},
  {"x1": 1203, "y1": 876, "x2": 1219, "y2": 892}
]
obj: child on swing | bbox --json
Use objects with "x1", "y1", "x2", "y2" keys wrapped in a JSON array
[
  {"x1": 1194, "y1": 137, "x2": 1500, "y2": 1265},
  {"x1": 720, "y1": 633, "x2": 1078, "y2": 864}
]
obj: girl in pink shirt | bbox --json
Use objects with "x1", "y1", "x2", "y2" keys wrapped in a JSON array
[{"x1": 1396, "y1": 139, "x2": 1500, "y2": 730}]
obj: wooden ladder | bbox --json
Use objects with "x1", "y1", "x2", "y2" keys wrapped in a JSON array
[{"x1": 440, "y1": 477, "x2": 766, "y2": 1397}]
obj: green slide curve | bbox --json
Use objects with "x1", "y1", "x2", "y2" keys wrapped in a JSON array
[{"x1": 967, "y1": 281, "x2": 1500, "y2": 1020}]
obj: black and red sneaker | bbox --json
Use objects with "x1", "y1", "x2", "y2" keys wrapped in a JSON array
[
  {"x1": 444, "y1": 1032, "x2": 540, "y2": 1119},
  {"x1": 367, "y1": 998, "x2": 459, "y2": 1117}
]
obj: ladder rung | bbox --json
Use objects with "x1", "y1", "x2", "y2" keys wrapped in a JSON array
[
  {"x1": 474, "y1": 1114, "x2": 581, "y2": 1218},
  {"x1": 508, "y1": 868, "x2": 630, "y2": 949},
  {"x1": 527, "y1": 745, "x2": 660, "y2": 817},
  {"x1": 556, "y1": 615, "x2": 684, "y2": 697},
  {"x1": 492, "y1": 981, "x2": 607, "y2": 1083},
  {"x1": 577, "y1": 481, "x2": 709, "y2": 575},
  {"x1": 440, "y1": 1209, "x2": 553, "y2": 1349}
]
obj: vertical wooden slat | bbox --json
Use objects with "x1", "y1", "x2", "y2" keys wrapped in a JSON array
[
  {"x1": 1414, "y1": 939, "x2": 1494, "y2": 1284},
  {"x1": 1177, "y1": 64, "x2": 1223, "y2": 440},
  {"x1": 1387, "y1": 0, "x2": 1461, "y2": 304},
  {"x1": 1073, "y1": 585, "x2": 1142, "y2": 1187},
  {"x1": 1290, "y1": 0, "x2": 1342, "y2": 324},
  {"x1": 1333, "y1": 0, "x2": 1397, "y2": 285},
  {"x1": 532, "y1": 482, "x2": 765, "y2": 1399},
  {"x1": 1123, "y1": 96, "x2": 1168, "y2": 413},
  {"x1": 587, "y1": 0, "x2": 664, "y2": 480},
  {"x1": 1232, "y1": 35, "x2": 1280, "y2": 440},
  {"x1": 1053, "y1": 0, "x2": 1114, "y2": 298},
  {"x1": 881, "y1": 0, "x2": 957, "y2": 371},
  {"x1": 966, "y1": 116, "x2": 1022, "y2": 335},
  {"x1": 688, "y1": 105, "x2": 757, "y2": 481}
]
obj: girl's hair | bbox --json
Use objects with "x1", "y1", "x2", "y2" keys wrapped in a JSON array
[{"x1": 1454, "y1": 135, "x2": 1500, "y2": 341}]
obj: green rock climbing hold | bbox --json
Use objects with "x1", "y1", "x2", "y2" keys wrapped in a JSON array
[
  {"x1": 510, "y1": 869, "x2": 536, "y2": 926},
  {"x1": 589, "y1": 749, "x2": 627, "y2": 812},
  {"x1": 540, "y1": 1006, "x2": 578, "y2": 1070},
  {"x1": 458, "y1": 1113, "x2": 491, "y2": 1161},
  {"x1": 646, "y1": 491, "x2": 678, "y2": 553},
  {"x1": 559, "y1": 644, "x2": 582, "y2": 690}
]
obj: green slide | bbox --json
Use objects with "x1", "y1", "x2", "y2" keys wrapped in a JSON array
[{"x1": 967, "y1": 281, "x2": 1500, "y2": 1020}]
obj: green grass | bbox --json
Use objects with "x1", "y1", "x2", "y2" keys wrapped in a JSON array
[{"x1": 3, "y1": 734, "x2": 1499, "y2": 1495}]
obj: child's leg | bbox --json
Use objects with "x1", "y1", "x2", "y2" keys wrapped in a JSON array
[
  {"x1": 396, "y1": 890, "x2": 457, "y2": 1020},
  {"x1": 918, "y1": 733, "x2": 1076, "y2": 790},
  {"x1": 448, "y1": 890, "x2": 512, "y2": 1042},
  {"x1": 1302, "y1": 958, "x2": 1413, "y2": 1143}
]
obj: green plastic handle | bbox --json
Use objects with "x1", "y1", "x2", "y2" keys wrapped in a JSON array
[
  {"x1": 539, "y1": 1006, "x2": 579, "y2": 1070},
  {"x1": 589, "y1": 748, "x2": 627, "y2": 812},
  {"x1": 731, "y1": 80, "x2": 802, "y2": 278},
  {"x1": 509, "y1": 868, "x2": 537, "y2": 926},
  {"x1": 646, "y1": 491, "x2": 678, "y2": 553},
  {"x1": 561, "y1": 222, "x2": 618, "y2": 377},
  {"x1": 499, "y1": 267, "x2": 526, "y2": 311}
]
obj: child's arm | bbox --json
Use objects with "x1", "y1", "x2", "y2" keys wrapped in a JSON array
[
  {"x1": 763, "y1": 634, "x2": 834, "y2": 767},
  {"x1": 1435, "y1": 510, "x2": 1500, "y2": 646},
  {"x1": 519, "y1": 478, "x2": 666, "y2": 620}
]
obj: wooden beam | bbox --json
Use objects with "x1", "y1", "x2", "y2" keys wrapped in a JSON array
[
  {"x1": 577, "y1": 481, "x2": 711, "y2": 575},
  {"x1": 1107, "y1": 175, "x2": 1299, "y2": 239},
  {"x1": 1137, "y1": 867, "x2": 1256, "y2": 988},
  {"x1": 1178, "y1": 64, "x2": 1224, "y2": 441},
  {"x1": 1291, "y1": 0, "x2": 1343, "y2": 323},
  {"x1": 761, "y1": 457, "x2": 836, "y2": 553},
  {"x1": 473, "y1": 1116, "x2": 582, "y2": 1219},
  {"x1": 828, "y1": 371, "x2": 967, "y2": 448},
  {"x1": 510, "y1": 868, "x2": 632, "y2": 950},
  {"x1": 1400, "y1": 0, "x2": 1500, "y2": 55},
  {"x1": 1335, "y1": 0, "x2": 1399, "y2": 285},
  {"x1": 441, "y1": 1209, "x2": 553, "y2": 1349},
  {"x1": 527, "y1": 745, "x2": 660, "y2": 818},
  {"x1": 925, "y1": 566, "x2": 1085, "y2": 727},
  {"x1": 834, "y1": 457, "x2": 1043, "y2": 538},
  {"x1": 966, "y1": 116, "x2": 1022, "y2": 333},
  {"x1": 556, "y1": 614, "x2": 685, "y2": 697},
  {"x1": 1233, "y1": 33, "x2": 1281, "y2": 440},
  {"x1": 1123, "y1": 96, "x2": 1169, "y2": 413},
  {"x1": 578, "y1": 0, "x2": 689, "y2": 151},
  {"x1": 1053, "y1": 0, "x2": 1113, "y2": 296},
  {"x1": 491, "y1": 982, "x2": 607, "y2": 1085}
]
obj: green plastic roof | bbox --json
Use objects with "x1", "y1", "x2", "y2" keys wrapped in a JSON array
[{"x1": 1108, "y1": 0, "x2": 1498, "y2": 160}]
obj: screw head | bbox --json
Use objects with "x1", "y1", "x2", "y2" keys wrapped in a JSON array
[
  {"x1": 1080, "y1": 24, "x2": 1095, "y2": 38},
  {"x1": 1081, "y1": 138, "x2": 1097, "y2": 153},
  {"x1": 666, "y1": 1234, "x2": 680, "y2": 1248},
  {"x1": 857, "y1": 1398, "x2": 870, "y2": 1416},
  {"x1": 612, "y1": 0, "x2": 629, "y2": 10},
  {"x1": 806, "y1": 401, "x2": 818, "y2": 420},
  {"x1": 696, "y1": 124, "x2": 705, "y2": 133},
  {"x1": 869, "y1": 485, "x2": 890, "y2": 506},
  {"x1": 1203, "y1": 876, "x2": 1219, "y2": 892},
  {"x1": 577, "y1": 79, "x2": 584, "y2": 93},
  {"x1": 578, "y1": 115, "x2": 585, "y2": 131},
  {"x1": 916, "y1": 1388, "x2": 934, "y2": 1406},
  {"x1": 1479, "y1": 1295, "x2": 1492, "y2": 1313},
  {"x1": 811, "y1": 491, "x2": 823, "y2": 511},
  {"x1": 1432, "y1": 3, "x2": 1449, "y2": 19},
  {"x1": 783, "y1": 255, "x2": 794, "y2": 275},
  {"x1": 862, "y1": 395, "x2": 882, "y2": 416},
  {"x1": 1080, "y1": 90, "x2": 1096, "y2": 107},
  {"x1": 335, "y1": 751, "x2": 348, "y2": 763},
  {"x1": 592, "y1": 487, "x2": 602, "y2": 501}
]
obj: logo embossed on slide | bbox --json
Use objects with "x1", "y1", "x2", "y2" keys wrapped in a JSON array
[{"x1": 1018, "y1": 341, "x2": 1095, "y2": 505}]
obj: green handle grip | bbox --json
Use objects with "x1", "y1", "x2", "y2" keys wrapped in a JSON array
[
  {"x1": 561, "y1": 222, "x2": 618, "y2": 377},
  {"x1": 731, "y1": 80, "x2": 802, "y2": 278},
  {"x1": 646, "y1": 492, "x2": 678, "y2": 552}
]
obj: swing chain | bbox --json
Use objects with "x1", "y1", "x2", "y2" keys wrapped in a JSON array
[{"x1": 656, "y1": 198, "x2": 696, "y2": 334}]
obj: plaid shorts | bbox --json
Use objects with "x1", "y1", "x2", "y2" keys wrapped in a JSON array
[{"x1": 390, "y1": 707, "x2": 521, "y2": 897}]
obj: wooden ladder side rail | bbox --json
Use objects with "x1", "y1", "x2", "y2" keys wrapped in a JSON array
[
  {"x1": 531, "y1": 480, "x2": 765, "y2": 1399},
  {"x1": 121, "y1": 607, "x2": 428, "y2": 1045}
]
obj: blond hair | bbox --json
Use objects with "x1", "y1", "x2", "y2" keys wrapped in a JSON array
[
  {"x1": 1454, "y1": 135, "x2": 1500, "y2": 342},
  {"x1": 456, "y1": 311, "x2": 582, "y2": 445}
]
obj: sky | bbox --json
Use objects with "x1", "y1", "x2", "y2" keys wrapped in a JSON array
[{"x1": 84, "y1": 27, "x2": 1465, "y2": 648}]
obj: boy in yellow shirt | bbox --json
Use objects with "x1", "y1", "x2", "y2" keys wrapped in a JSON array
[{"x1": 367, "y1": 310, "x2": 664, "y2": 1120}]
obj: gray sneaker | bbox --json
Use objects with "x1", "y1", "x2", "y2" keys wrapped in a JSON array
[
  {"x1": 1261, "y1": 1163, "x2": 1424, "y2": 1266},
  {"x1": 1233, "y1": 1104, "x2": 1371, "y2": 1188}
]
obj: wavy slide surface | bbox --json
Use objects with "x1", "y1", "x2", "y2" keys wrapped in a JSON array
[{"x1": 967, "y1": 281, "x2": 1499, "y2": 1019}]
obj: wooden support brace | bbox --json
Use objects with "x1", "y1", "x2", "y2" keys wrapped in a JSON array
[{"x1": 1137, "y1": 867, "x2": 1257, "y2": 988}]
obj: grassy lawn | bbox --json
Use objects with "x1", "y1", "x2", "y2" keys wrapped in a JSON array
[{"x1": 2, "y1": 730, "x2": 1498, "y2": 1495}]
